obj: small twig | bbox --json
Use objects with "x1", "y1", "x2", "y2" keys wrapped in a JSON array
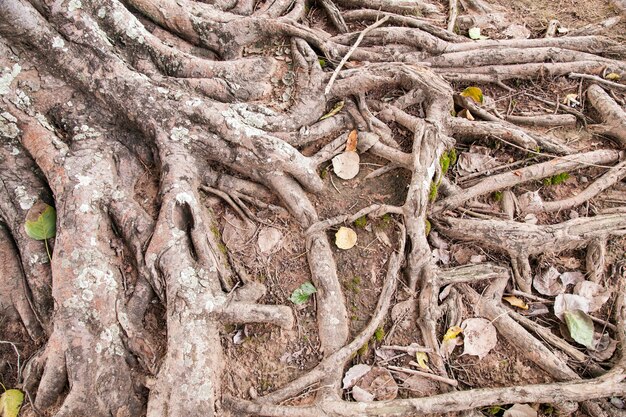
[
  {"x1": 380, "y1": 344, "x2": 433, "y2": 354},
  {"x1": 569, "y1": 73, "x2": 626, "y2": 92},
  {"x1": 389, "y1": 365, "x2": 458, "y2": 387},
  {"x1": 506, "y1": 290, "x2": 551, "y2": 303},
  {"x1": 324, "y1": 16, "x2": 389, "y2": 95},
  {"x1": 0, "y1": 340, "x2": 21, "y2": 381},
  {"x1": 589, "y1": 314, "x2": 617, "y2": 332}
]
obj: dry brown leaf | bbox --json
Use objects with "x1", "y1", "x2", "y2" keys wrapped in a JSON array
[
  {"x1": 533, "y1": 266, "x2": 563, "y2": 296},
  {"x1": 457, "y1": 108, "x2": 475, "y2": 120},
  {"x1": 351, "y1": 385, "x2": 375, "y2": 402},
  {"x1": 355, "y1": 367, "x2": 398, "y2": 401},
  {"x1": 346, "y1": 129, "x2": 358, "y2": 152},
  {"x1": 335, "y1": 226, "x2": 357, "y2": 250},
  {"x1": 554, "y1": 293, "x2": 590, "y2": 320},
  {"x1": 503, "y1": 296, "x2": 529, "y2": 310},
  {"x1": 560, "y1": 271, "x2": 585, "y2": 287},
  {"x1": 332, "y1": 151, "x2": 360, "y2": 180},
  {"x1": 574, "y1": 281, "x2": 610, "y2": 312},
  {"x1": 257, "y1": 227, "x2": 283, "y2": 254},
  {"x1": 461, "y1": 318, "x2": 497, "y2": 359},
  {"x1": 590, "y1": 332, "x2": 617, "y2": 361},
  {"x1": 457, "y1": 152, "x2": 497, "y2": 175},
  {"x1": 342, "y1": 364, "x2": 371, "y2": 389},
  {"x1": 503, "y1": 403, "x2": 537, "y2": 417}
]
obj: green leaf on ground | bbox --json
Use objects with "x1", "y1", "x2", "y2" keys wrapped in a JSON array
[
  {"x1": 563, "y1": 309, "x2": 594, "y2": 348},
  {"x1": 0, "y1": 389, "x2": 24, "y2": 417},
  {"x1": 25, "y1": 203, "x2": 56, "y2": 240},
  {"x1": 289, "y1": 282, "x2": 317, "y2": 305}
]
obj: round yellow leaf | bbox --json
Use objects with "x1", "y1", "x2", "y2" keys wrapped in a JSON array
[{"x1": 335, "y1": 226, "x2": 357, "y2": 250}]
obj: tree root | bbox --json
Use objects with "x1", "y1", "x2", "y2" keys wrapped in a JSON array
[
  {"x1": 432, "y1": 149, "x2": 621, "y2": 214},
  {"x1": 2, "y1": 0, "x2": 626, "y2": 415},
  {"x1": 587, "y1": 84, "x2": 626, "y2": 147}
]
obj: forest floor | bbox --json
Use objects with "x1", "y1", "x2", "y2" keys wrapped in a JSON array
[{"x1": 1, "y1": 0, "x2": 626, "y2": 416}]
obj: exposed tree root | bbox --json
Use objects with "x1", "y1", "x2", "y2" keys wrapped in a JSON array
[{"x1": 1, "y1": 0, "x2": 626, "y2": 415}]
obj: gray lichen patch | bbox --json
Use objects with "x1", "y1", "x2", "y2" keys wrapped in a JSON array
[
  {"x1": 111, "y1": 8, "x2": 146, "y2": 44},
  {"x1": 68, "y1": 0, "x2": 82, "y2": 12},
  {"x1": 0, "y1": 64, "x2": 21, "y2": 95},
  {"x1": 0, "y1": 112, "x2": 19, "y2": 138},
  {"x1": 221, "y1": 107, "x2": 265, "y2": 137},
  {"x1": 52, "y1": 36, "x2": 67, "y2": 51},
  {"x1": 170, "y1": 126, "x2": 191, "y2": 144},
  {"x1": 14, "y1": 185, "x2": 36, "y2": 210}
]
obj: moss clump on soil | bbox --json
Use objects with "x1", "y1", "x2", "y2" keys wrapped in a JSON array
[
  {"x1": 354, "y1": 216, "x2": 367, "y2": 228},
  {"x1": 543, "y1": 172, "x2": 570, "y2": 186}
]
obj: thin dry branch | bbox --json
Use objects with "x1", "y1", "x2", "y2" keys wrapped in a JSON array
[{"x1": 325, "y1": 16, "x2": 390, "y2": 95}]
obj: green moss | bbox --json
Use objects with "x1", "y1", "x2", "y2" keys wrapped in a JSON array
[
  {"x1": 440, "y1": 155, "x2": 450, "y2": 176},
  {"x1": 346, "y1": 276, "x2": 361, "y2": 294},
  {"x1": 449, "y1": 148, "x2": 457, "y2": 165},
  {"x1": 357, "y1": 342, "x2": 369, "y2": 356},
  {"x1": 318, "y1": 58, "x2": 327, "y2": 68},
  {"x1": 373, "y1": 327, "x2": 385, "y2": 342},
  {"x1": 381, "y1": 213, "x2": 392, "y2": 226},
  {"x1": 493, "y1": 191, "x2": 503, "y2": 202},
  {"x1": 429, "y1": 181, "x2": 439, "y2": 202},
  {"x1": 354, "y1": 216, "x2": 367, "y2": 229},
  {"x1": 425, "y1": 219, "x2": 431, "y2": 236},
  {"x1": 218, "y1": 243, "x2": 228, "y2": 255},
  {"x1": 210, "y1": 225, "x2": 221, "y2": 239},
  {"x1": 543, "y1": 172, "x2": 570, "y2": 186},
  {"x1": 320, "y1": 167, "x2": 329, "y2": 179}
]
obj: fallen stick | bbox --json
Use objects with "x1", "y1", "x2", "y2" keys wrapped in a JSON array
[
  {"x1": 389, "y1": 365, "x2": 459, "y2": 387},
  {"x1": 325, "y1": 16, "x2": 390, "y2": 95}
]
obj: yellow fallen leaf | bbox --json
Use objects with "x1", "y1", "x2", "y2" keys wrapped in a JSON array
[
  {"x1": 0, "y1": 389, "x2": 24, "y2": 417},
  {"x1": 335, "y1": 226, "x2": 357, "y2": 250},
  {"x1": 346, "y1": 130, "x2": 358, "y2": 152},
  {"x1": 442, "y1": 325, "x2": 463, "y2": 341},
  {"x1": 460, "y1": 86, "x2": 484, "y2": 104},
  {"x1": 320, "y1": 100, "x2": 345, "y2": 121},
  {"x1": 503, "y1": 295, "x2": 529, "y2": 310},
  {"x1": 605, "y1": 73, "x2": 621, "y2": 81},
  {"x1": 415, "y1": 351, "x2": 429, "y2": 370}
]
